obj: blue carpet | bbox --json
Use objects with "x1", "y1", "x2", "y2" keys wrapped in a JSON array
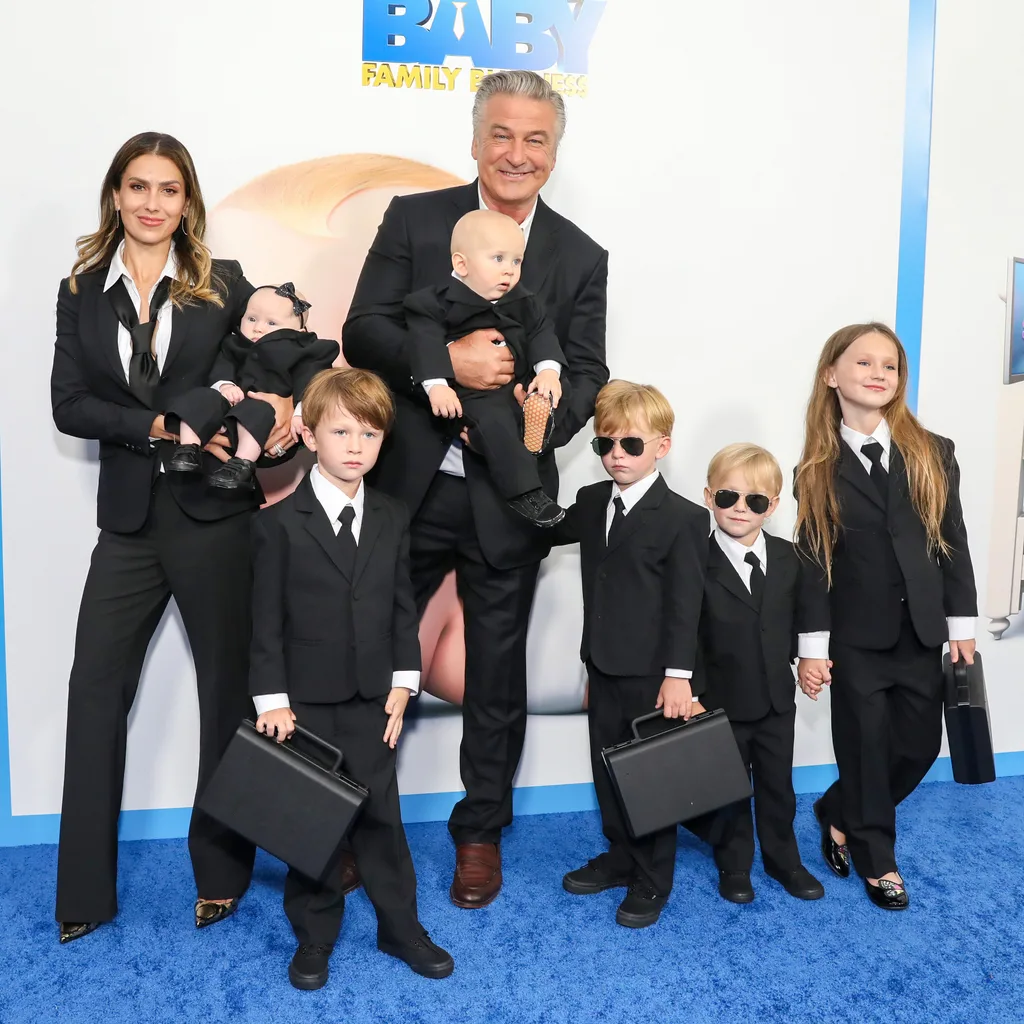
[{"x1": 5, "y1": 777, "x2": 1022, "y2": 1024}]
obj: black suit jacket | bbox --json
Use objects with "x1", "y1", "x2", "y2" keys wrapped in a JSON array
[
  {"x1": 554, "y1": 476, "x2": 709, "y2": 679},
  {"x1": 51, "y1": 259, "x2": 258, "y2": 532},
  {"x1": 403, "y1": 278, "x2": 564, "y2": 386},
  {"x1": 695, "y1": 533, "x2": 803, "y2": 722},
  {"x1": 796, "y1": 435, "x2": 977, "y2": 650},
  {"x1": 249, "y1": 474, "x2": 421, "y2": 703},
  {"x1": 343, "y1": 181, "x2": 609, "y2": 570},
  {"x1": 210, "y1": 329, "x2": 339, "y2": 401}
]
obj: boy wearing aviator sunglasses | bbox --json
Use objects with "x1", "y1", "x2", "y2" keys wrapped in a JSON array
[
  {"x1": 552, "y1": 381, "x2": 709, "y2": 929},
  {"x1": 689, "y1": 444, "x2": 824, "y2": 905}
]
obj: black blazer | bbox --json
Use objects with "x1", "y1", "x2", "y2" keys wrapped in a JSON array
[
  {"x1": 343, "y1": 181, "x2": 609, "y2": 570},
  {"x1": 555, "y1": 476, "x2": 709, "y2": 680},
  {"x1": 797, "y1": 435, "x2": 977, "y2": 650},
  {"x1": 403, "y1": 278, "x2": 564, "y2": 386},
  {"x1": 249, "y1": 473, "x2": 421, "y2": 703},
  {"x1": 695, "y1": 533, "x2": 803, "y2": 722},
  {"x1": 210, "y1": 329, "x2": 339, "y2": 401},
  {"x1": 51, "y1": 259, "x2": 258, "y2": 532}
]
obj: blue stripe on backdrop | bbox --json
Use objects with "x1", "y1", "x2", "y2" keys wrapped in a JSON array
[{"x1": 0, "y1": 0, "x2": 983, "y2": 847}]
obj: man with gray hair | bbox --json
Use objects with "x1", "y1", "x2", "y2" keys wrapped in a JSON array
[{"x1": 344, "y1": 69, "x2": 609, "y2": 909}]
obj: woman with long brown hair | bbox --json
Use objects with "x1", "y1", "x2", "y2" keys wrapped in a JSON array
[
  {"x1": 51, "y1": 132, "x2": 296, "y2": 943},
  {"x1": 794, "y1": 322, "x2": 977, "y2": 910}
]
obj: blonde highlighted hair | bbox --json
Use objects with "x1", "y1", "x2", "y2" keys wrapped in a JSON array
[
  {"x1": 70, "y1": 132, "x2": 223, "y2": 307},
  {"x1": 594, "y1": 380, "x2": 674, "y2": 437},
  {"x1": 708, "y1": 443, "x2": 783, "y2": 497},
  {"x1": 302, "y1": 368, "x2": 394, "y2": 434},
  {"x1": 795, "y1": 322, "x2": 950, "y2": 578}
]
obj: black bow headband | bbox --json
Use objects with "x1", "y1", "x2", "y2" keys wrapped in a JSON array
[{"x1": 273, "y1": 282, "x2": 312, "y2": 319}]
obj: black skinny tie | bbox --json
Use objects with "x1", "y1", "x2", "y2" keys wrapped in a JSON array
[
  {"x1": 107, "y1": 276, "x2": 171, "y2": 408},
  {"x1": 744, "y1": 551, "x2": 765, "y2": 607},
  {"x1": 607, "y1": 496, "x2": 626, "y2": 547},
  {"x1": 337, "y1": 505, "x2": 357, "y2": 574},
  {"x1": 861, "y1": 440, "x2": 888, "y2": 506}
]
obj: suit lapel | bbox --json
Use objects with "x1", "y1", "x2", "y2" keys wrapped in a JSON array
[
  {"x1": 95, "y1": 282, "x2": 135, "y2": 394},
  {"x1": 521, "y1": 197, "x2": 560, "y2": 294},
  {"x1": 887, "y1": 443, "x2": 909, "y2": 514},
  {"x1": 708, "y1": 535, "x2": 759, "y2": 613},
  {"x1": 354, "y1": 491, "x2": 384, "y2": 585},
  {"x1": 603, "y1": 475, "x2": 667, "y2": 558},
  {"x1": 760, "y1": 534, "x2": 792, "y2": 616},
  {"x1": 161, "y1": 300, "x2": 194, "y2": 377},
  {"x1": 450, "y1": 182, "x2": 482, "y2": 224},
  {"x1": 837, "y1": 441, "x2": 886, "y2": 512},
  {"x1": 295, "y1": 475, "x2": 352, "y2": 581}
]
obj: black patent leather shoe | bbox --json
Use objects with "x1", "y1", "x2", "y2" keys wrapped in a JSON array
[
  {"x1": 194, "y1": 897, "x2": 239, "y2": 929},
  {"x1": 167, "y1": 443, "x2": 203, "y2": 473},
  {"x1": 563, "y1": 857, "x2": 633, "y2": 895},
  {"x1": 615, "y1": 881, "x2": 668, "y2": 928},
  {"x1": 718, "y1": 870, "x2": 755, "y2": 904},
  {"x1": 289, "y1": 943, "x2": 333, "y2": 990},
  {"x1": 508, "y1": 488, "x2": 565, "y2": 527},
  {"x1": 864, "y1": 877, "x2": 909, "y2": 911},
  {"x1": 766, "y1": 865, "x2": 826, "y2": 900},
  {"x1": 208, "y1": 457, "x2": 256, "y2": 491},
  {"x1": 378, "y1": 932, "x2": 454, "y2": 978},
  {"x1": 813, "y1": 798, "x2": 850, "y2": 878},
  {"x1": 59, "y1": 921, "x2": 99, "y2": 944}
]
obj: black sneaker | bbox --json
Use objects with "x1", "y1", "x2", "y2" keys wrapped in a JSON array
[
  {"x1": 208, "y1": 456, "x2": 256, "y2": 491},
  {"x1": 508, "y1": 488, "x2": 565, "y2": 527},
  {"x1": 563, "y1": 857, "x2": 633, "y2": 895},
  {"x1": 288, "y1": 943, "x2": 333, "y2": 990},
  {"x1": 765, "y1": 864, "x2": 825, "y2": 900},
  {"x1": 615, "y1": 881, "x2": 667, "y2": 929},
  {"x1": 377, "y1": 932, "x2": 454, "y2": 978},
  {"x1": 718, "y1": 869, "x2": 755, "y2": 904},
  {"x1": 167, "y1": 443, "x2": 203, "y2": 473}
]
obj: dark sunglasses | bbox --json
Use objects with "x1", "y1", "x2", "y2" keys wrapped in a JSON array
[
  {"x1": 713, "y1": 489, "x2": 772, "y2": 515},
  {"x1": 592, "y1": 435, "x2": 659, "y2": 458}
]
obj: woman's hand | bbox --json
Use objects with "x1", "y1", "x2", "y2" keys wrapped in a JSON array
[
  {"x1": 149, "y1": 415, "x2": 178, "y2": 442},
  {"x1": 204, "y1": 431, "x2": 233, "y2": 463},
  {"x1": 249, "y1": 391, "x2": 296, "y2": 454}
]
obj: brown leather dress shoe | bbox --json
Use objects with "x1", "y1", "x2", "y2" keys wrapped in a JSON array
[
  {"x1": 450, "y1": 842, "x2": 502, "y2": 908},
  {"x1": 339, "y1": 848, "x2": 362, "y2": 896}
]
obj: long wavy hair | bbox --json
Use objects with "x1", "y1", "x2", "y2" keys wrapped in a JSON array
[
  {"x1": 794, "y1": 322, "x2": 950, "y2": 578},
  {"x1": 69, "y1": 132, "x2": 222, "y2": 306}
]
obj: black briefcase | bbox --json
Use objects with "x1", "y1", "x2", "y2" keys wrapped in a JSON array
[
  {"x1": 602, "y1": 710, "x2": 753, "y2": 838},
  {"x1": 943, "y1": 652, "x2": 996, "y2": 785},
  {"x1": 198, "y1": 720, "x2": 369, "y2": 880}
]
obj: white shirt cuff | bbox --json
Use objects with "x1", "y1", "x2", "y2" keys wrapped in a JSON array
[
  {"x1": 422, "y1": 379, "x2": 448, "y2": 394},
  {"x1": 392, "y1": 670, "x2": 420, "y2": 695},
  {"x1": 798, "y1": 632, "x2": 830, "y2": 660},
  {"x1": 532, "y1": 360, "x2": 561, "y2": 377},
  {"x1": 211, "y1": 380, "x2": 235, "y2": 393},
  {"x1": 253, "y1": 693, "x2": 290, "y2": 715},
  {"x1": 293, "y1": 401, "x2": 303, "y2": 419},
  {"x1": 664, "y1": 668, "x2": 693, "y2": 680},
  {"x1": 947, "y1": 617, "x2": 975, "y2": 643}
]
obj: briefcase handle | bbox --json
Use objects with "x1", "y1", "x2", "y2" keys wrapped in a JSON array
[
  {"x1": 951, "y1": 659, "x2": 971, "y2": 708},
  {"x1": 285, "y1": 724, "x2": 344, "y2": 774},
  {"x1": 630, "y1": 709, "x2": 713, "y2": 740}
]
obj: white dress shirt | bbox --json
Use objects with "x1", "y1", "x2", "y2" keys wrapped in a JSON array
[
  {"x1": 253, "y1": 466, "x2": 421, "y2": 715},
  {"x1": 605, "y1": 471, "x2": 692, "y2": 682},
  {"x1": 713, "y1": 526, "x2": 768, "y2": 590},
  {"x1": 796, "y1": 417, "x2": 974, "y2": 660}
]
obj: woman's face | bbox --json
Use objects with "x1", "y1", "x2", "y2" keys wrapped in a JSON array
[{"x1": 114, "y1": 154, "x2": 188, "y2": 248}]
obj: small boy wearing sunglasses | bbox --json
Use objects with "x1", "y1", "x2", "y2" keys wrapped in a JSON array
[
  {"x1": 689, "y1": 443, "x2": 824, "y2": 904},
  {"x1": 553, "y1": 380, "x2": 710, "y2": 929}
]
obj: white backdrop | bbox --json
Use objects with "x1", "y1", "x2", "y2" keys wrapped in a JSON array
[{"x1": 0, "y1": 1, "x2": 942, "y2": 826}]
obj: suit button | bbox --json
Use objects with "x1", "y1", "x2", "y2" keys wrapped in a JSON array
[
  {"x1": 599, "y1": 571, "x2": 607, "y2": 580},
  {"x1": 353, "y1": 594, "x2": 360, "y2": 602}
]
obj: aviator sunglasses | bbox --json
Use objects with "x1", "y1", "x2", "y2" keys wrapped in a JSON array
[
  {"x1": 591, "y1": 435, "x2": 661, "y2": 458},
  {"x1": 713, "y1": 489, "x2": 772, "y2": 515}
]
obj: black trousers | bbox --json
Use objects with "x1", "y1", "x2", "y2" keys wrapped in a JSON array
[
  {"x1": 701, "y1": 708, "x2": 801, "y2": 874},
  {"x1": 165, "y1": 387, "x2": 276, "y2": 452},
  {"x1": 410, "y1": 472, "x2": 540, "y2": 845},
  {"x1": 283, "y1": 699, "x2": 421, "y2": 946},
  {"x1": 458, "y1": 387, "x2": 541, "y2": 499},
  {"x1": 819, "y1": 611, "x2": 944, "y2": 878},
  {"x1": 55, "y1": 478, "x2": 256, "y2": 923},
  {"x1": 586, "y1": 662, "x2": 677, "y2": 896}
]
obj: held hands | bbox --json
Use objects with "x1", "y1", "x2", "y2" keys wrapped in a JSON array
[
  {"x1": 797, "y1": 658, "x2": 833, "y2": 701},
  {"x1": 383, "y1": 687, "x2": 411, "y2": 749},
  {"x1": 449, "y1": 328, "x2": 514, "y2": 390},
  {"x1": 528, "y1": 369, "x2": 561, "y2": 408},
  {"x1": 256, "y1": 707, "x2": 296, "y2": 744},
  {"x1": 428, "y1": 383, "x2": 463, "y2": 419},
  {"x1": 949, "y1": 639, "x2": 976, "y2": 666},
  {"x1": 219, "y1": 383, "x2": 245, "y2": 405},
  {"x1": 656, "y1": 677, "x2": 702, "y2": 721}
]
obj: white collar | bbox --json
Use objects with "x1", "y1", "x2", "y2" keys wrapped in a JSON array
[
  {"x1": 840, "y1": 417, "x2": 891, "y2": 456},
  {"x1": 610, "y1": 470, "x2": 661, "y2": 513},
  {"x1": 478, "y1": 183, "x2": 538, "y2": 243},
  {"x1": 309, "y1": 464, "x2": 364, "y2": 522},
  {"x1": 714, "y1": 525, "x2": 767, "y2": 570},
  {"x1": 103, "y1": 241, "x2": 178, "y2": 293}
]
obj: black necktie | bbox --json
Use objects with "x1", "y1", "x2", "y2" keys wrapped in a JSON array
[
  {"x1": 861, "y1": 440, "x2": 888, "y2": 506},
  {"x1": 607, "y1": 496, "x2": 626, "y2": 547},
  {"x1": 337, "y1": 505, "x2": 357, "y2": 574},
  {"x1": 107, "y1": 276, "x2": 171, "y2": 407},
  {"x1": 744, "y1": 551, "x2": 765, "y2": 607}
]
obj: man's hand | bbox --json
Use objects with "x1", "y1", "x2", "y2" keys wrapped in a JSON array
[
  {"x1": 656, "y1": 676, "x2": 698, "y2": 720},
  {"x1": 449, "y1": 329, "x2": 515, "y2": 390},
  {"x1": 797, "y1": 658, "x2": 833, "y2": 700},
  {"x1": 256, "y1": 707, "x2": 296, "y2": 743},
  {"x1": 383, "y1": 688, "x2": 411, "y2": 749},
  {"x1": 428, "y1": 383, "x2": 463, "y2": 419},
  {"x1": 528, "y1": 369, "x2": 562, "y2": 408},
  {"x1": 950, "y1": 638, "x2": 976, "y2": 666},
  {"x1": 219, "y1": 383, "x2": 245, "y2": 405}
]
